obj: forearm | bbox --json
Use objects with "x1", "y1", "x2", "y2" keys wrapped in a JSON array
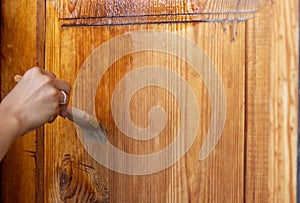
[{"x1": 0, "y1": 104, "x2": 21, "y2": 161}]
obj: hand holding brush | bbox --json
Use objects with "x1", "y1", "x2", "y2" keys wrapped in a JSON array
[
  {"x1": 0, "y1": 67, "x2": 72, "y2": 160},
  {"x1": 14, "y1": 68, "x2": 107, "y2": 142}
]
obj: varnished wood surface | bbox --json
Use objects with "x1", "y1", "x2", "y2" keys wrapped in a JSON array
[
  {"x1": 0, "y1": 0, "x2": 297, "y2": 202},
  {"x1": 269, "y1": 0, "x2": 298, "y2": 201},
  {"x1": 0, "y1": 0, "x2": 40, "y2": 202},
  {"x1": 50, "y1": 0, "x2": 272, "y2": 26},
  {"x1": 46, "y1": 1, "x2": 246, "y2": 202},
  {"x1": 245, "y1": 1, "x2": 298, "y2": 202},
  {"x1": 36, "y1": 1, "x2": 46, "y2": 202},
  {"x1": 245, "y1": 8, "x2": 272, "y2": 202},
  {"x1": 52, "y1": 0, "x2": 261, "y2": 19}
]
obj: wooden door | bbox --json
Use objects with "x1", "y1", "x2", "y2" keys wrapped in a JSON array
[{"x1": 0, "y1": 0, "x2": 298, "y2": 203}]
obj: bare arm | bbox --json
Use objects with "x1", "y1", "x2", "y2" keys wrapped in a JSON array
[
  {"x1": 0, "y1": 67, "x2": 71, "y2": 160},
  {"x1": 0, "y1": 105, "x2": 21, "y2": 160}
]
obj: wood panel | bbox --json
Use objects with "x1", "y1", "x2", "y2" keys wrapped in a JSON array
[
  {"x1": 45, "y1": 1, "x2": 246, "y2": 202},
  {"x1": 0, "y1": 0, "x2": 297, "y2": 202},
  {"x1": 52, "y1": 0, "x2": 261, "y2": 19},
  {"x1": 245, "y1": 8, "x2": 272, "y2": 202},
  {"x1": 269, "y1": 0, "x2": 298, "y2": 201},
  {"x1": 50, "y1": 0, "x2": 268, "y2": 26},
  {"x1": 0, "y1": 0, "x2": 44, "y2": 202},
  {"x1": 245, "y1": 0, "x2": 298, "y2": 202}
]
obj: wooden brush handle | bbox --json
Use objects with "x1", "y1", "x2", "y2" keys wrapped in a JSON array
[{"x1": 66, "y1": 107, "x2": 99, "y2": 128}]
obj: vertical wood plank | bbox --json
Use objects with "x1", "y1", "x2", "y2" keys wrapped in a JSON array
[
  {"x1": 45, "y1": 1, "x2": 247, "y2": 201},
  {"x1": 44, "y1": 4, "x2": 62, "y2": 202},
  {"x1": 36, "y1": 0, "x2": 46, "y2": 202},
  {"x1": 269, "y1": 0, "x2": 298, "y2": 202},
  {"x1": 0, "y1": 0, "x2": 297, "y2": 202},
  {"x1": 245, "y1": 11, "x2": 272, "y2": 202},
  {"x1": 245, "y1": 1, "x2": 298, "y2": 202},
  {"x1": 0, "y1": 0, "x2": 38, "y2": 202}
]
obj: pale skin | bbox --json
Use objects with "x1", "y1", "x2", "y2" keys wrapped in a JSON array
[{"x1": 0, "y1": 67, "x2": 71, "y2": 161}]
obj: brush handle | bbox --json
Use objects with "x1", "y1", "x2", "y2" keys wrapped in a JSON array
[{"x1": 66, "y1": 107, "x2": 99, "y2": 128}]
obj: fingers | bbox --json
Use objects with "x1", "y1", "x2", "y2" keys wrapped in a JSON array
[
  {"x1": 22, "y1": 67, "x2": 55, "y2": 78},
  {"x1": 17, "y1": 68, "x2": 70, "y2": 94},
  {"x1": 59, "y1": 90, "x2": 68, "y2": 105},
  {"x1": 18, "y1": 66, "x2": 71, "y2": 99},
  {"x1": 53, "y1": 78, "x2": 71, "y2": 118},
  {"x1": 48, "y1": 115, "x2": 59, "y2": 124},
  {"x1": 58, "y1": 90, "x2": 69, "y2": 118},
  {"x1": 18, "y1": 67, "x2": 71, "y2": 119},
  {"x1": 52, "y1": 78, "x2": 71, "y2": 95},
  {"x1": 40, "y1": 68, "x2": 57, "y2": 78}
]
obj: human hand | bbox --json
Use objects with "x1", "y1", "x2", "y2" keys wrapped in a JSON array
[{"x1": 0, "y1": 67, "x2": 71, "y2": 136}]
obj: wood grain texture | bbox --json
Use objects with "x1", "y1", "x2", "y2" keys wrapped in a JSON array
[
  {"x1": 269, "y1": 0, "x2": 298, "y2": 202},
  {"x1": 36, "y1": 1, "x2": 46, "y2": 202},
  {"x1": 52, "y1": 0, "x2": 260, "y2": 18},
  {"x1": 0, "y1": 0, "x2": 39, "y2": 202},
  {"x1": 50, "y1": 0, "x2": 266, "y2": 26},
  {"x1": 0, "y1": 0, "x2": 297, "y2": 202},
  {"x1": 45, "y1": 1, "x2": 246, "y2": 202},
  {"x1": 245, "y1": 0, "x2": 298, "y2": 202},
  {"x1": 245, "y1": 8, "x2": 272, "y2": 202}
]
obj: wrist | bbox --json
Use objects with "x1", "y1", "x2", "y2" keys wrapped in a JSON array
[{"x1": 0, "y1": 101, "x2": 24, "y2": 138}]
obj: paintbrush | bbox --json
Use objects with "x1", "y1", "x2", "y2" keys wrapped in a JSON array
[{"x1": 14, "y1": 75, "x2": 107, "y2": 143}]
